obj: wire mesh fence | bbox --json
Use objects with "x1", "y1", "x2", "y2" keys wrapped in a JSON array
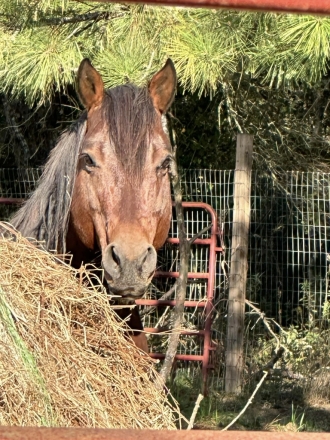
[
  {"x1": 0, "y1": 168, "x2": 42, "y2": 198},
  {"x1": 249, "y1": 171, "x2": 330, "y2": 327},
  {"x1": 1, "y1": 168, "x2": 330, "y2": 388},
  {"x1": 0, "y1": 168, "x2": 43, "y2": 220}
]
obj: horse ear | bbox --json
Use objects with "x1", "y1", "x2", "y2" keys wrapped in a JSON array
[
  {"x1": 77, "y1": 58, "x2": 104, "y2": 110},
  {"x1": 149, "y1": 59, "x2": 177, "y2": 114}
]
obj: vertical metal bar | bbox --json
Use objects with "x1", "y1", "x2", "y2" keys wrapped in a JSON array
[
  {"x1": 315, "y1": 172, "x2": 325, "y2": 312},
  {"x1": 291, "y1": 172, "x2": 294, "y2": 323},
  {"x1": 300, "y1": 172, "x2": 304, "y2": 324},
  {"x1": 323, "y1": 173, "x2": 328, "y2": 312},
  {"x1": 327, "y1": 173, "x2": 330, "y2": 306},
  {"x1": 310, "y1": 172, "x2": 314, "y2": 319},
  {"x1": 201, "y1": 205, "x2": 217, "y2": 395}
]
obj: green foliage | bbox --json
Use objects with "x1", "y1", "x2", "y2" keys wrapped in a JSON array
[
  {"x1": 252, "y1": 15, "x2": 330, "y2": 86},
  {"x1": 1, "y1": 3, "x2": 330, "y2": 103},
  {"x1": 322, "y1": 300, "x2": 330, "y2": 320},
  {"x1": 167, "y1": 16, "x2": 236, "y2": 96},
  {"x1": 1, "y1": 28, "x2": 82, "y2": 105},
  {"x1": 1, "y1": 2, "x2": 330, "y2": 172},
  {"x1": 284, "y1": 326, "x2": 327, "y2": 371},
  {"x1": 96, "y1": 35, "x2": 156, "y2": 88}
]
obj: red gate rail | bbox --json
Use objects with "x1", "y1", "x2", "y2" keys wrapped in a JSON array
[
  {"x1": 136, "y1": 202, "x2": 222, "y2": 394},
  {"x1": 0, "y1": 427, "x2": 329, "y2": 439},
  {"x1": 0, "y1": 198, "x2": 24, "y2": 205}
]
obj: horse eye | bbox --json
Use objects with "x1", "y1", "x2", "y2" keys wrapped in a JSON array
[
  {"x1": 82, "y1": 154, "x2": 95, "y2": 168},
  {"x1": 158, "y1": 156, "x2": 172, "y2": 175}
]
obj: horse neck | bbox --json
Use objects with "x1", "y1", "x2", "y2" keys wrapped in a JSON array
[{"x1": 65, "y1": 220, "x2": 98, "y2": 269}]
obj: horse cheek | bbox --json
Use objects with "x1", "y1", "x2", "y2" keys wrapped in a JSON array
[
  {"x1": 70, "y1": 177, "x2": 96, "y2": 250},
  {"x1": 153, "y1": 203, "x2": 172, "y2": 250},
  {"x1": 152, "y1": 178, "x2": 172, "y2": 249}
]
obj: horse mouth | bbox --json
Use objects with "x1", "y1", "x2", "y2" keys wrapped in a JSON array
[{"x1": 106, "y1": 283, "x2": 146, "y2": 300}]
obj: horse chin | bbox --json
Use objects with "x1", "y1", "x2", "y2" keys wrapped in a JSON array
[
  {"x1": 116, "y1": 297, "x2": 137, "y2": 306},
  {"x1": 106, "y1": 283, "x2": 146, "y2": 303}
]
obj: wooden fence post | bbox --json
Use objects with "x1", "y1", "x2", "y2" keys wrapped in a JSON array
[{"x1": 225, "y1": 134, "x2": 253, "y2": 394}]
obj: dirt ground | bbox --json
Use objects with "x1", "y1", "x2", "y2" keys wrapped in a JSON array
[
  {"x1": 172, "y1": 375, "x2": 330, "y2": 432},
  {"x1": 194, "y1": 401, "x2": 330, "y2": 432}
]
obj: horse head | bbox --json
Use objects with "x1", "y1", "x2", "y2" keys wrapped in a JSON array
[{"x1": 69, "y1": 59, "x2": 177, "y2": 301}]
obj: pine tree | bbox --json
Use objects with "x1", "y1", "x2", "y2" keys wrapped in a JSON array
[
  {"x1": 1, "y1": 1, "x2": 330, "y2": 173},
  {"x1": 1, "y1": 3, "x2": 329, "y2": 104}
]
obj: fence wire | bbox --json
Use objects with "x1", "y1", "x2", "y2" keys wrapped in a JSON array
[
  {"x1": 0, "y1": 168, "x2": 42, "y2": 198},
  {"x1": 0, "y1": 168, "x2": 43, "y2": 220},
  {"x1": 1, "y1": 168, "x2": 330, "y2": 385}
]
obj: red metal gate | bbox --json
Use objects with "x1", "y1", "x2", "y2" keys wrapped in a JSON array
[{"x1": 137, "y1": 202, "x2": 222, "y2": 393}]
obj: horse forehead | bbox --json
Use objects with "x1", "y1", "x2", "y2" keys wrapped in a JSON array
[
  {"x1": 82, "y1": 127, "x2": 108, "y2": 145},
  {"x1": 83, "y1": 133, "x2": 169, "y2": 157}
]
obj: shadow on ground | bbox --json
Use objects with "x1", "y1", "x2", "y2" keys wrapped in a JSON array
[{"x1": 170, "y1": 372, "x2": 330, "y2": 432}]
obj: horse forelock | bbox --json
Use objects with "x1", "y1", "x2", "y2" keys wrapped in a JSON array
[{"x1": 103, "y1": 84, "x2": 158, "y2": 182}]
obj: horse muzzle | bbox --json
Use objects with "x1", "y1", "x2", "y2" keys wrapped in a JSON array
[{"x1": 102, "y1": 241, "x2": 157, "y2": 299}]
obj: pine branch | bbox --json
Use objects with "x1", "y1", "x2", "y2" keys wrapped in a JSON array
[{"x1": 41, "y1": 8, "x2": 129, "y2": 26}]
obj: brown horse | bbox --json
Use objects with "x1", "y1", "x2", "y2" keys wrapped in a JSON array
[{"x1": 11, "y1": 58, "x2": 177, "y2": 352}]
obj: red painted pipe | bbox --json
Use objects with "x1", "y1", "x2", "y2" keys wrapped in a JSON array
[
  {"x1": 145, "y1": 327, "x2": 205, "y2": 335},
  {"x1": 155, "y1": 271, "x2": 210, "y2": 279},
  {"x1": 136, "y1": 299, "x2": 207, "y2": 307},
  {"x1": 0, "y1": 198, "x2": 24, "y2": 205},
  {"x1": 167, "y1": 237, "x2": 214, "y2": 245},
  {"x1": 0, "y1": 427, "x2": 330, "y2": 439},
  {"x1": 150, "y1": 352, "x2": 204, "y2": 360},
  {"x1": 89, "y1": 0, "x2": 330, "y2": 15},
  {"x1": 198, "y1": 203, "x2": 217, "y2": 394}
]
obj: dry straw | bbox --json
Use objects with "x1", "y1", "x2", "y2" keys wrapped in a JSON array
[{"x1": 0, "y1": 224, "x2": 182, "y2": 429}]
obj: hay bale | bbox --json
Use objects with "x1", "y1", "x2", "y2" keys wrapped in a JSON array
[{"x1": 0, "y1": 230, "x2": 181, "y2": 429}]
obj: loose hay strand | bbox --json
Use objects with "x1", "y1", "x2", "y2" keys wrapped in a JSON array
[{"x1": 0, "y1": 229, "x2": 181, "y2": 429}]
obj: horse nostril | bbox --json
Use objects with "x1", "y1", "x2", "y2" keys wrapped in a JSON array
[
  {"x1": 139, "y1": 246, "x2": 156, "y2": 275},
  {"x1": 141, "y1": 247, "x2": 153, "y2": 266},
  {"x1": 103, "y1": 243, "x2": 123, "y2": 282},
  {"x1": 111, "y1": 245, "x2": 121, "y2": 267}
]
